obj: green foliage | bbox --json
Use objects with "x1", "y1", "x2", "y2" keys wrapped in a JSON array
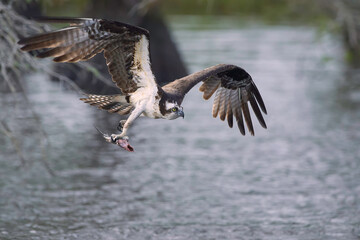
[
  {"x1": 39, "y1": 0, "x2": 89, "y2": 16},
  {"x1": 160, "y1": 0, "x2": 330, "y2": 24},
  {"x1": 34, "y1": 0, "x2": 332, "y2": 26}
]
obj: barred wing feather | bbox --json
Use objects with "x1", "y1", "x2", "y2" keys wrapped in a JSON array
[
  {"x1": 163, "y1": 64, "x2": 267, "y2": 135},
  {"x1": 18, "y1": 17, "x2": 156, "y2": 94}
]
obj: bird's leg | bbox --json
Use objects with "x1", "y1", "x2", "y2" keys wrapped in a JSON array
[
  {"x1": 117, "y1": 120, "x2": 127, "y2": 132},
  {"x1": 111, "y1": 106, "x2": 144, "y2": 142}
]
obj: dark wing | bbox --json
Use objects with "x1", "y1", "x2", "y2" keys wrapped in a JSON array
[
  {"x1": 162, "y1": 64, "x2": 267, "y2": 135},
  {"x1": 18, "y1": 17, "x2": 157, "y2": 94}
]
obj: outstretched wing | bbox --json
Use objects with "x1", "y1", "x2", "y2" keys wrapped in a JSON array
[
  {"x1": 18, "y1": 17, "x2": 157, "y2": 94},
  {"x1": 162, "y1": 64, "x2": 267, "y2": 135}
]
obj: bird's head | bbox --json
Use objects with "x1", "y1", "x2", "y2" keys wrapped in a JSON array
[{"x1": 164, "y1": 101, "x2": 184, "y2": 120}]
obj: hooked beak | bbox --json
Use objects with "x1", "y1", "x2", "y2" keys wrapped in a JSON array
[{"x1": 178, "y1": 110, "x2": 184, "y2": 119}]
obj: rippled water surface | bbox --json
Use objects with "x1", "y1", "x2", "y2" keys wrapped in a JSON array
[{"x1": 1, "y1": 16, "x2": 360, "y2": 239}]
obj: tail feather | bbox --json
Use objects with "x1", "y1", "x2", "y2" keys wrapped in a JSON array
[{"x1": 80, "y1": 94, "x2": 133, "y2": 115}]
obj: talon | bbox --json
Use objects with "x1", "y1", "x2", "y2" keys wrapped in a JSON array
[{"x1": 111, "y1": 135, "x2": 118, "y2": 143}]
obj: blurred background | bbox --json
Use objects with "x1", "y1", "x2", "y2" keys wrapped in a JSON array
[{"x1": 1, "y1": 0, "x2": 360, "y2": 239}]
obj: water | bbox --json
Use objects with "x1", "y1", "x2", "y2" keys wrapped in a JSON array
[{"x1": 1, "y1": 16, "x2": 360, "y2": 239}]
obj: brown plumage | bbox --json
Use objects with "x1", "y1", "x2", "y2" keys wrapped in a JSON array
[
  {"x1": 18, "y1": 17, "x2": 267, "y2": 138},
  {"x1": 163, "y1": 64, "x2": 267, "y2": 135},
  {"x1": 79, "y1": 94, "x2": 133, "y2": 115},
  {"x1": 18, "y1": 17, "x2": 150, "y2": 94}
]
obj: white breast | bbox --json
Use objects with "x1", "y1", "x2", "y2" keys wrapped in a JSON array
[
  {"x1": 127, "y1": 35, "x2": 163, "y2": 119},
  {"x1": 144, "y1": 97, "x2": 162, "y2": 119}
]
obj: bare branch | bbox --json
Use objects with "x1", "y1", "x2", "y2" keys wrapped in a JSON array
[{"x1": 0, "y1": 120, "x2": 26, "y2": 166}]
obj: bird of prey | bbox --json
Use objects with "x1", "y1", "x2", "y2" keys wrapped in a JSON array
[{"x1": 18, "y1": 17, "x2": 267, "y2": 147}]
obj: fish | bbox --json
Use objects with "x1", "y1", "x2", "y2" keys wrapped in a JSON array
[{"x1": 94, "y1": 126, "x2": 134, "y2": 152}]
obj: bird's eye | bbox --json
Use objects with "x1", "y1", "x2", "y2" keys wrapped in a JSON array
[{"x1": 171, "y1": 107, "x2": 178, "y2": 112}]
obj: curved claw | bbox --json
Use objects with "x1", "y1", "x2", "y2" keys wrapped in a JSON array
[
  {"x1": 111, "y1": 134, "x2": 133, "y2": 152},
  {"x1": 110, "y1": 134, "x2": 129, "y2": 142},
  {"x1": 94, "y1": 126, "x2": 134, "y2": 152}
]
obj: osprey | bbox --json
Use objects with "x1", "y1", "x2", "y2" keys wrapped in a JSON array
[{"x1": 18, "y1": 17, "x2": 267, "y2": 145}]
